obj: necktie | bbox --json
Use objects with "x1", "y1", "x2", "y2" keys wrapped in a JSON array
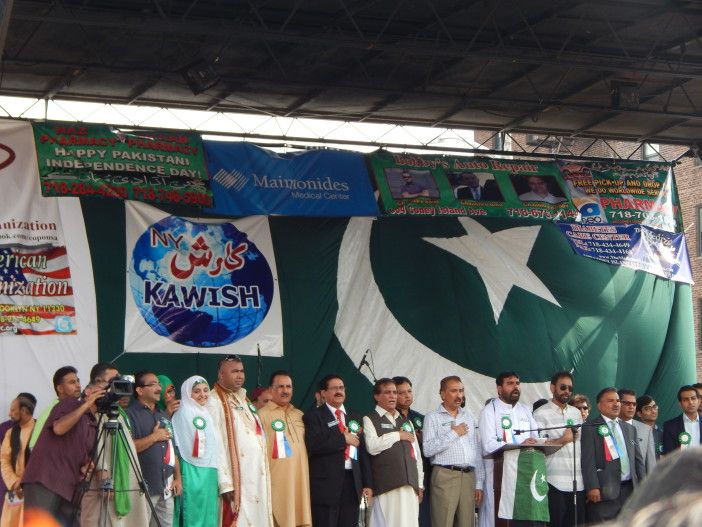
[
  {"x1": 336, "y1": 409, "x2": 350, "y2": 460},
  {"x1": 610, "y1": 421, "x2": 630, "y2": 477}
]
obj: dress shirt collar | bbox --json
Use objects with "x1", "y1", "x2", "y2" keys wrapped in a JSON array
[
  {"x1": 683, "y1": 413, "x2": 699, "y2": 424},
  {"x1": 438, "y1": 403, "x2": 463, "y2": 417},
  {"x1": 492, "y1": 398, "x2": 514, "y2": 412},
  {"x1": 327, "y1": 403, "x2": 346, "y2": 416},
  {"x1": 375, "y1": 405, "x2": 399, "y2": 420}
]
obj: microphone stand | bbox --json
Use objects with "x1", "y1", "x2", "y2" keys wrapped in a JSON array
[
  {"x1": 357, "y1": 349, "x2": 378, "y2": 382},
  {"x1": 513, "y1": 422, "x2": 599, "y2": 527}
]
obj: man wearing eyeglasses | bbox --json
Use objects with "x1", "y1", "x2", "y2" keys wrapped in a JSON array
[
  {"x1": 207, "y1": 355, "x2": 273, "y2": 527},
  {"x1": 533, "y1": 371, "x2": 584, "y2": 527},
  {"x1": 635, "y1": 396, "x2": 662, "y2": 459},
  {"x1": 303, "y1": 374, "x2": 372, "y2": 527},
  {"x1": 127, "y1": 370, "x2": 182, "y2": 527},
  {"x1": 618, "y1": 389, "x2": 655, "y2": 476}
]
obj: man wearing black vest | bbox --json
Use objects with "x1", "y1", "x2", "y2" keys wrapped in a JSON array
[
  {"x1": 363, "y1": 378, "x2": 424, "y2": 527},
  {"x1": 304, "y1": 374, "x2": 373, "y2": 527}
]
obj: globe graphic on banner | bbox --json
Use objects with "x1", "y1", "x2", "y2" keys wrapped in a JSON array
[{"x1": 130, "y1": 215, "x2": 274, "y2": 347}]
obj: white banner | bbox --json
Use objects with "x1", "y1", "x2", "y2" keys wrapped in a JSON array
[
  {"x1": 124, "y1": 201, "x2": 283, "y2": 356},
  {"x1": 0, "y1": 119, "x2": 97, "y2": 412}
]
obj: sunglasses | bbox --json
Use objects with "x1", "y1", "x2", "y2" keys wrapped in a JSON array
[{"x1": 559, "y1": 384, "x2": 573, "y2": 391}]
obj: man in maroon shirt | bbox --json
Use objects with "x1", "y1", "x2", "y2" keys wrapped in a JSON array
[{"x1": 21, "y1": 376, "x2": 104, "y2": 525}]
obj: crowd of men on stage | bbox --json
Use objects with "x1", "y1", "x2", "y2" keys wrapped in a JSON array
[{"x1": 0, "y1": 355, "x2": 700, "y2": 527}]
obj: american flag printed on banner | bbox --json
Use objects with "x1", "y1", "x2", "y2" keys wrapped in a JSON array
[{"x1": 0, "y1": 245, "x2": 76, "y2": 335}]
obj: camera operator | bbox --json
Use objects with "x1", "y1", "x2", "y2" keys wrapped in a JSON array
[
  {"x1": 21, "y1": 374, "x2": 104, "y2": 525},
  {"x1": 80, "y1": 368, "x2": 149, "y2": 527}
]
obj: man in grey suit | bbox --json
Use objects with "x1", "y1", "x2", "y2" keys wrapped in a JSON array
[
  {"x1": 581, "y1": 387, "x2": 645, "y2": 523},
  {"x1": 618, "y1": 389, "x2": 656, "y2": 475}
]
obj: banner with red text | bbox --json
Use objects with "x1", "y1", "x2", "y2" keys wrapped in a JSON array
[
  {"x1": 123, "y1": 201, "x2": 283, "y2": 356},
  {"x1": 34, "y1": 123, "x2": 212, "y2": 207}
]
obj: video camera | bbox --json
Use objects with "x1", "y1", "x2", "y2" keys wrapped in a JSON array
[{"x1": 96, "y1": 375, "x2": 134, "y2": 414}]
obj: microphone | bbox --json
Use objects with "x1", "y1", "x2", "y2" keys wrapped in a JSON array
[{"x1": 357, "y1": 349, "x2": 370, "y2": 371}]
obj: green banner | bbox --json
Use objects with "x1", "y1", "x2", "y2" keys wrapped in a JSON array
[
  {"x1": 34, "y1": 123, "x2": 212, "y2": 207},
  {"x1": 369, "y1": 151, "x2": 578, "y2": 221},
  {"x1": 558, "y1": 160, "x2": 681, "y2": 232}
]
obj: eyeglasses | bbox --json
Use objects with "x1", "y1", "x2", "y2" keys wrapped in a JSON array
[
  {"x1": 642, "y1": 404, "x2": 658, "y2": 411},
  {"x1": 621, "y1": 401, "x2": 636, "y2": 406},
  {"x1": 141, "y1": 381, "x2": 161, "y2": 388},
  {"x1": 559, "y1": 384, "x2": 573, "y2": 391}
]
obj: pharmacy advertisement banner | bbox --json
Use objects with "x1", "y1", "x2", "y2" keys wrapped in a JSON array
[
  {"x1": 558, "y1": 223, "x2": 692, "y2": 283},
  {"x1": 124, "y1": 201, "x2": 282, "y2": 355},
  {"x1": 0, "y1": 121, "x2": 77, "y2": 336},
  {"x1": 205, "y1": 141, "x2": 378, "y2": 216},
  {"x1": 557, "y1": 161, "x2": 681, "y2": 232},
  {"x1": 369, "y1": 151, "x2": 578, "y2": 220},
  {"x1": 34, "y1": 123, "x2": 212, "y2": 207}
]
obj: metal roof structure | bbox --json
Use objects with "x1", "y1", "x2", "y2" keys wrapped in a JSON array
[{"x1": 1, "y1": 0, "x2": 701, "y2": 147}]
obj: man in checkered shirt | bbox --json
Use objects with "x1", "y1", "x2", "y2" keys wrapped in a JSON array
[{"x1": 422, "y1": 376, "x2": 485, "y2": 527}]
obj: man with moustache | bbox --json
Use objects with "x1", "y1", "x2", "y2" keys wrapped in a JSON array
[
  {"x1": 618, "y1": 389, "x2": 656, "y2": 475},
  {"x1": 423, "y1": 376, "x2": 484, "y2": 527},
  {"x1": 127, "y1": 371, "x2": 182, "y2": 527},
  {"x1": 533, "y1": 371, "x2": 584, "y2": 527},
  {"x1": 580, "y1": 388, "x2": 644, "y2": 523},
  {"x1": 258, "y1": 370, "x2": 311, "y2": 527},
  {"x1": 478, "y1": 372, "x2": 540, "y2": 527},
  {"x1": 29, "y1": 366, "x2": 83, "y2": 449},
  {"x1": 363, "y1": 378, "x2": 423, "y2": 527},
  {"x1": 207, "y1": 355, "x2": 273, "y2": 527},
  {"x1": 22, "y1": 377, "x2": 105, "y2": 525},
  {"x1": 303, "y1": 374, "x2": 372, "y2": 527},
  {"x1": 393, "y1": 376, "x2": 430, "y2": 527}
]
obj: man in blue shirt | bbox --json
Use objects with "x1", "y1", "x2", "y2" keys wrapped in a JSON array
[{"x1": 423, "y1": 376, "x2": 484, "y2": 527}]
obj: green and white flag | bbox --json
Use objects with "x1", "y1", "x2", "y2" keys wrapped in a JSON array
[
  {"x1": 498, "y1": 448, "x2": 549, "y2": 522},
  {"x1": 85, "y1": 210, "x2": 695, "y2": 421}
]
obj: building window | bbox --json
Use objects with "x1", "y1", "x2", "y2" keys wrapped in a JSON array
[{"x1": 643, "y1": 143, "x2": 662, "y2": 161}]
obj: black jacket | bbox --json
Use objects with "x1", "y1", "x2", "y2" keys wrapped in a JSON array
[{"x1": 303, "y1": 404, "x2": 372, "y2": 506}]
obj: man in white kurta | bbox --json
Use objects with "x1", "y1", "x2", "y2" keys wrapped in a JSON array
[
  {"x1": 478, "y1": 373, "x2": 539, "y2": 527},
  {"x1": 208, "y1": 356, "x2": 273, "y2": 527},
  {"x1": 363, "y1": 379, "x2": 423, "y2": 527}
]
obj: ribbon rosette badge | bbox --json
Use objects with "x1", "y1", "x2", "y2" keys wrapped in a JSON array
[
  {"x1": 501, "y1": 416, "x2": 512, "y2": 430},
  {"x1": 413, "y1": 417, "x2": 423, "y2": 429},
  {"x1": 597, "y1": 424, "x2": 610, "y2": 437},
  {"x1": 679, "y1": 432, "x2": 692, "y2": 445},
  {"x1": 348, "y1": 420, "x2": 361, "y2": 434},
  {"x1": 401, "y1": 421, "x2": 414, "y2": 433},
  {"x1": 248, "y1": 402, "x2": 257, "y2": 414},
  {"x1": 271, "y1": 419, "x2": 286, "y2": 432},
  {"x1": 193, "y1": 416, "x2": 206, "y2": 430},
  {"x1": 566, "y1": 418, "x2": 574, "y2": 426}
]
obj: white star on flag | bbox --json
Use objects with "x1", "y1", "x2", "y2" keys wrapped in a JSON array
[{"x1": 423, "y1": 216, "x2": 561, "y2": 323}]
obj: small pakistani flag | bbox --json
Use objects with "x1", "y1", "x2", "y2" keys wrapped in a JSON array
[{"x1": 498, "y1": 448, "x2": 550, "y2": 522}]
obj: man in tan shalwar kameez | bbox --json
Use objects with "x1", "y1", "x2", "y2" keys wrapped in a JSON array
[
  {"x1": 208, "y1": 355, "x2": 273, "y2": 527},
  {"x1": 257, "y1": 371, "x2": 312, "y2": 527}
]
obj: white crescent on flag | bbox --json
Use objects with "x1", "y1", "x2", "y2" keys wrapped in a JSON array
[{"x1": 334, "y1": 217, "x2": 550, "y2": 415}]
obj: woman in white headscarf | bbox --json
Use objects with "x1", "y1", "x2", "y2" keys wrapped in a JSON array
[{"x1": 172, "y1": 376, "x2": 220, "y2": 527}]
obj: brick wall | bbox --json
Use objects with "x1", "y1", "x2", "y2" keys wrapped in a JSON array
[{"x1": 474, "y1": 131, "x2": 701, "y2": 380}]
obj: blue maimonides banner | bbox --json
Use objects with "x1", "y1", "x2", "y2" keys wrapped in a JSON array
[
  {"x1": 557, "y1": 222, "x2": 693, "y2": 284},
  {"x1": 124, "y1": 201, "x2": 283, "y2": 356},
  {"x1": 205, "y1": 141, "x2": 378, "y2": 216}
]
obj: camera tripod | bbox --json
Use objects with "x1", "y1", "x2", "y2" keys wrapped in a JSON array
[{"x1": 72, "y1": 405, "x2": 163, "y2": 527}]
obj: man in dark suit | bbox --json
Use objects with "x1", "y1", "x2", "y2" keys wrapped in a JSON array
[
  {"x1": 303, "y1": 374, "x2": 372, "y2": 527},
  {"x1": 581, "y1": 387, "x2": 645, "y2": 523},
  {"x1": 662, "y1": 385, "x2": 701, "y2": 454}
]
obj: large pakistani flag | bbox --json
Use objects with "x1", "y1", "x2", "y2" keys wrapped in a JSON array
[{"x1": 85, "y1": 206, "x2": 694, "y2": 419}]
